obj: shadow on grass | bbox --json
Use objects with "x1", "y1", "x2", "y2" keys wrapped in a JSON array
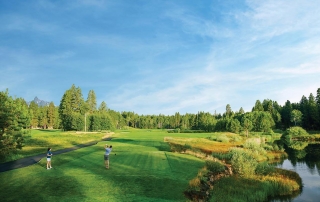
[
  {"x1": 77, "y1": 154, "x2": 190, "y2": 201},
  {"x1": 0, "y1": 164, "x2": 85, "y2": 201},
  {"x1": 23, "y1": 135, "x2": 52, "y2": 146},
  {"x1": 111, "y1": 138, "x2": 171, "y2": 152},
  {"x1": 35, "y1": 129, "x2": 62, "y2": 133}
]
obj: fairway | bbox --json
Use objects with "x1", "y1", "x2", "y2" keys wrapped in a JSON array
[{"x1": 0, "y1": 130, "x2": 205, "y2": 201}]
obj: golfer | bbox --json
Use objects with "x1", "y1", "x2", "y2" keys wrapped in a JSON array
[
  {"x1": 104, "y1": 144, "x2": 112, "y2": 169},
  {"x1": 47, "y1": 148, "x2": 53, "y2": 170}
]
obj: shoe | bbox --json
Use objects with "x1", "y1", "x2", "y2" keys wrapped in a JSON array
[
  {"x1": 50, "y1": 167, "x2": 52, "y2": 169},
  {"x1": 47, "y1": 168, "x2": 50, "y2": 170}
]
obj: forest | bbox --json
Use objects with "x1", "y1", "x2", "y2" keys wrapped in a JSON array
[{"x1": 1, "y1": 84, "x2": 320, "y2": 158}]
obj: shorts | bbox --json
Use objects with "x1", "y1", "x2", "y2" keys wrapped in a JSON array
[
  {"x1": 47, "y1": 158, "x2": 51, "y2": 162},
  {"x1": 104, "y1": 155, "x2": 109, "y2": 160}
]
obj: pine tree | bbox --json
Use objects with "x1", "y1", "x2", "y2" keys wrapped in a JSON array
[
  {"x1": 308, "y1": 93, "x2": 318, "y2": 130},
  {"x1": 86, "y1": 90, "x2": 97, "y2": 113},
  {"x1": 253, "y1": 100, "x2": 264, "y2": 112},
  {"x1": 29, "y1": 101, "x2": 39, "y2": 128},
  {"x1": 59, "y1": 84, "x2": 85, "y2": 131},
  {"x1": 47, "y1": 102, "x2": 56, "y2": 129}
]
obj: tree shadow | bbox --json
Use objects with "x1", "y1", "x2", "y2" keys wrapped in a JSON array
[
  {"x1": 76, "y1": 151, "x2": 194, "y2": 201},
  {"x1": 110, "y1": 138, "x2": 171, "y2": 151},
  {"x1": 0, "y1": 164, "x2": 85, "y2": 201}
]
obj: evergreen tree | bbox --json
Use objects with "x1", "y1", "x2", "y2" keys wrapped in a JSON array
[
  {"x1": 241, "y1": 116, "x2": 253, "y2": 137},
  {"x1": 38, "y1": 106, "x2": 48, "y2": 129},
  {"x1": 228, "y1": 119, "x2": 241, "y2": 133},
  {"x1": 86, "y1": 90, "x2": 97, "y2": 113},
  {"x1": 98, "y1": 101, "x2": 108, "y2": 112},
  {"x1": 0, "y1": 90, "x2": 24, "y2": 159},
  {"x1": 47, "y1": 102, "x2": 56, "y2": 129},
  {"x1": 239, "y1": 107, "x2": 245, "y2": 114},
  {"x1": 252, "y1": 100, "x2": 264, "y2": 112},
  {"x1": 225, "y1": 104, "x2": 233, "y2": 118},
  {"x1": 29, "y1": 101, "x2": 39, "y2": 128},
  {"x1": 299, "y1": 95, "x2": 309, "y2": 129},
  {"x1": 59, "y1": 84, "x2": 85, "y2": 131},
  {"x1": 308, "y1": 93, "x2": 318, "y2": 130},
  {"x1": 14, "y1": 98, "x2": 30, "y2": 129},
  {"x1": 316, "y1": 88, "x2": 320, "y2": 129},
  {"x1": 281, "y1": 100, "x2": 292, "y2": 129},
  {"x1": 89, "y1": 114, "x2": 101, "y2": 131}
]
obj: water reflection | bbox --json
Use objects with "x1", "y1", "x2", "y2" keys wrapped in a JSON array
[{"x1": 272, "y1": 144, "x2": 320, "y2": 201}]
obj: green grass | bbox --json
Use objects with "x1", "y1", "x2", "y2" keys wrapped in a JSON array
[
  {"x1": 0, "y1": 129, "x2": 205, "y2": 201},
  {"x1": 2, "y1": 129, "x2": 109, "y2": 162}
]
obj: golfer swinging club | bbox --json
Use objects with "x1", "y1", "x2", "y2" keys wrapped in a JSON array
[{"x1": 104, "y1": 144, "x2": 112, "y2": 169}]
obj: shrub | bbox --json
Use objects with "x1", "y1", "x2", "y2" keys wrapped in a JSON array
[
  {"x1": 283, "y1": 126, "x2": 309, "y2": 137},
  {"x1": 0, "y1": 131, "x2": 24, "y2": 160},
  {"x1": 205, "y1": 161, "x2": 225, "y2": 174},
  {"x1": 216, "y1": 135, "x2": 230, "y2": 143},
  {"x1": 168, "y1": 143, "x2": 191, "y2": 153},
  {"x1": 281, "y1": 127, "x2": 309, "y2": 150},
  {"x1": 228, "y1": 134, "x2": 242, "y2": 142},
  {"x1": 255, "y1": 162, "x2": 275, "y2": 175},
  {"x1": 261, "y1": 143, "x2": 274, "y2": 151},
  {"x1": 211, "y1": 152, "x2": 232, "y2": 162},
  {"x1": 243, "y1": 139, "x2": 267, "y2": 155},
  {"x1": 167, "y1": 128, "x2": 180, "y2": 133},
  {"x1": 230, "y1": 148, "x2": 258, "y2": 177},
  {"x1": 207, "y1": 135, "x2": 217, "y2": 141}
]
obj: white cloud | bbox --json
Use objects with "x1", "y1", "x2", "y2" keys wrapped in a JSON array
[{"x1": 1, "y1": 15, "x2": 57, "y2": 33}]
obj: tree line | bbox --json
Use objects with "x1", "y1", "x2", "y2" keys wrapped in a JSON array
[
  {"x1": 123, "y1": 89, "x2": 320, "y2": 133},
  {"x1": 1, "y1": 85, "x2": 320, "y2": 158}
]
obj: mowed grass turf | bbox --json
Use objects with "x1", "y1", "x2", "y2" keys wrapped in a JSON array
[
  {"x1": 0, "y1": 130, "x2": 205, "y2": 201},
  {"x1": 2, "y1": 129, "x2": 108, "y2": 163}
]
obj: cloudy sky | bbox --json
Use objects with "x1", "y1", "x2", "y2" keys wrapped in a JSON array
[{"x1": 1, "y1": 0, "x2": 320, "y2": 115}]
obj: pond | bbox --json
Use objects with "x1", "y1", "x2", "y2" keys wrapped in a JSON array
[{"x1": 272, "y1": 144, "x2": 320, "y2": 201}]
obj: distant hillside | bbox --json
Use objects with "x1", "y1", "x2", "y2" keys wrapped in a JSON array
[{"x1": 28, "y1": 96, "x2": 50, "y2": 106}]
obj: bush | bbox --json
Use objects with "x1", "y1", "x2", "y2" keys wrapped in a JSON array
[
  {"x1": 230, "y1": 148, "x2": 258, "y2": 177},
  {"x1": 0, "y1": 131, "x2": 24, "y2": 160},
  {"x1": 205, "y1": 161, "x2": 225, "y2": 174},
  {"x1": 207, "y1": 135, "x2": 217, "y2": 141},
  {"x1": 281, "y1": 127, "x2": 309, "y2": 150},
  {"x1": 216, "y1": 135, "x2": 230, "y2": 143},
  {"x1": 243, "y1": 139, "x2": 267, "y2": 155},
  {"x1": 261, "y1": 143, "x2": 274, "y2": 151},
  {"x1": 283, "y1": 126, "x2": 309, "y2": 137},
  {"x1": 212, "y1": 152, "x2": 232, "y2": 162},
  {"x1": 169, "y1": 143, "x2": 191, "y2": 153},
  {"x1": 255, "y1": 162, "x2": 275, "y2": 175},
  {"x1": 167, "y1": 128, "x2": 180, "y2": 133}
]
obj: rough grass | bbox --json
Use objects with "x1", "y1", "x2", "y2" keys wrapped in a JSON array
[
  {"x1": 164, "y1": 136, "x2": 240, "y2": 153},
  {"x1": 209, "y1": 171, "x2": 301, "y2": 202}
]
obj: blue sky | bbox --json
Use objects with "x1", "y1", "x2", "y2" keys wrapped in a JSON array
[{"x1": 1, "y1": 0, "x2": 320, "y2": 115}]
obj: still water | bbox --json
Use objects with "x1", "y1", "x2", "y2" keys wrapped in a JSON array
[{"x1": 274, "y1": 145, "x2": 320, "y2": 201}]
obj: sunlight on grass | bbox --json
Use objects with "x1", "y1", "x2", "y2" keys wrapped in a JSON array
[{"x1": 0, "y1": 129, "x2": 205, "y2": 202}]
